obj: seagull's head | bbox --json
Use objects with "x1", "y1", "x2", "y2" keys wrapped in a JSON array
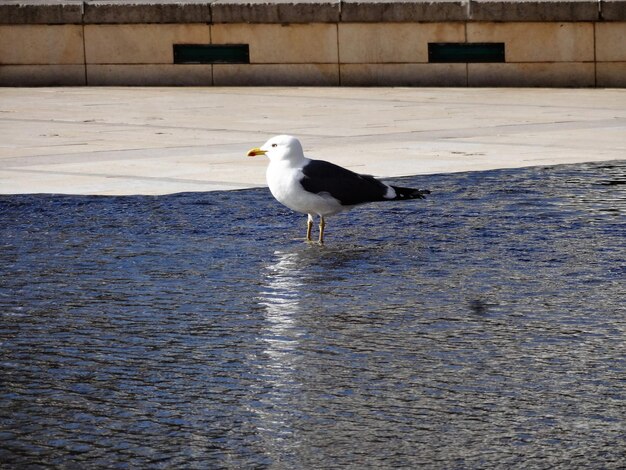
[{"x1": 247, "y1": 135, "x2": 304, "y2": 163}]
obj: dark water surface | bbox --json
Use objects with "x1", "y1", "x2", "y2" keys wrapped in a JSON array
[{"x1": 1, "y1": 162, "x2": 625, "y2": 468}]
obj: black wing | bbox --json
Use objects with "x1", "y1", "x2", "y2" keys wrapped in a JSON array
[{"x1": 299, "y1": 160, "x2": 390, "y2": 206}]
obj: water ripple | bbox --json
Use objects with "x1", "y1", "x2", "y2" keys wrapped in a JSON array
[{"x1": 1, "y1": 161, "x2": 625, "y2": 468}]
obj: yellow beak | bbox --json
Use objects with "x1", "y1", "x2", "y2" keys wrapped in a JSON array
[{"x1": 247, "y1": 147, "x2": 267, "y2": 157}]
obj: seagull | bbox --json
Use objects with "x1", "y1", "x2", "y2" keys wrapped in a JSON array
[{"x1": 247, "y1": 135, "x2": 430, "y2": 244}]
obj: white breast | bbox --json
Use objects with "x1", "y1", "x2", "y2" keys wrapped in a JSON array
[{"x1": 266, "y1": 162, "x2": 344, "y2": 216}]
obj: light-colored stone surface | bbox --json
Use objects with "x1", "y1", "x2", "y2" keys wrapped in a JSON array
[
  {"x1": 468, "y1": 62, "x2": 595, "y2": 86},
  {"x1": 467, "y1": 22, "x2": 594, "y2": 62},
  {"x1": 0, "y1": 25, "x2": 84, "y2": 65},
  {"x1": 338, "y1": 23, "x2": 465, "y2": 64},
  {"x1": 0, "y1": 18, "x2": 623, "y2": 87},
  {"x1": 1, "y1": 87, "x2": 624, "y2": 195},
  {"x1": 0, "y1": 65, "x2": 86, "y2": 86},
  {"x1": 213, "y1": 64, "x2": 339, "y2": 85},
  {"x1": 339, "y1": 63, "x2": 467, "y2": 86},
  {"x1": 87, "y1": 64, "x2": 213, "y2": 86},
  {"x1": 595, "y1": 22, "x2": 626, "y2": 61},
  {"x1": 597, "y1": 62, "x2": 626, "y2": 87},
  {"x1": 84, "y1": 24, "x2": 210, "y2": 64},
  {"x1": 211, "y1": 23, "x2": 338, "y2": 64}
]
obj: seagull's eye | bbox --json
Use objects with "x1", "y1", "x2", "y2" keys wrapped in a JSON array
[{"x1": 271, "y1": 144, "x2": 277, "y2": 148}]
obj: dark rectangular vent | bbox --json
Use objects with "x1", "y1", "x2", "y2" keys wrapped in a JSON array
[
  {"x1": 428, "y1": 43, "x2": 505, "y2": 63},
  {"x1": 173, "y1": 44, "x2": 250, "y2": 64}
]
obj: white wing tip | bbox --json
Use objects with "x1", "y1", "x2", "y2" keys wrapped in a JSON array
[{"x1": 384, "y1": 185, "x2": 396, "y2": 199}]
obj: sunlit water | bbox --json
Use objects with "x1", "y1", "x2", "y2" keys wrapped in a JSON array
[{"x1": 1, "y1": 162, "x2": 625, "y2": 468}]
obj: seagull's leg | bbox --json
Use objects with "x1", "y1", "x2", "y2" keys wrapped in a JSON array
[
  {"x1": 318, "y1": 216, "x2": 326, "y2": 244},
  {"x1": 306, "y1": 214, "x2": 314, "y2": 242}
]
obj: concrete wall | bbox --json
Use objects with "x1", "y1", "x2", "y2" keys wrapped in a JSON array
[{"x1": 0, "y1": 0, "x2": 625, "y2": 87}]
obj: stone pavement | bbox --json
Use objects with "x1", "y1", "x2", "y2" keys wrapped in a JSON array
[{"x1": 1, "y1": 87, "x2": 625, "y2": 195}]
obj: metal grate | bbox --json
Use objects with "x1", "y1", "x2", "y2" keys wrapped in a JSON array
[
  {"x1": 428, "y1": 43, "x2": 505, "y2": 63},
  {"x1": 173, "y1": 44, "x2": 250, "y2": 64}
]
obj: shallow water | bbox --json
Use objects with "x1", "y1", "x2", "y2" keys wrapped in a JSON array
[{"x1": 1, "y1": 162, "x2": 625, "y2": 468}]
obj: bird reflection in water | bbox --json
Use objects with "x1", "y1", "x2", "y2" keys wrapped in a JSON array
[
  {"x1": 258, "y1": 250, "x2": 305, "y2": 360},
  {"x1": 252, "y1": 249, "x2": 309, "y2": 458}
]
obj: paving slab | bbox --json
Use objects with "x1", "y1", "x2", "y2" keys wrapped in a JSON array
[{"x1": 0, "y1": 87, "x2": 625, "y2": 195}]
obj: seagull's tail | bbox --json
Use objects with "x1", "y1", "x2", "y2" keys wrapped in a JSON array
[{"x1": 390, "y1": 185, "x2": 431, "y2": 200}]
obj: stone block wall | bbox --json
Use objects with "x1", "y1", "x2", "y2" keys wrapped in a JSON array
[{"x1": 0, "y1": 0, "x2": 625, "y2": 86}]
